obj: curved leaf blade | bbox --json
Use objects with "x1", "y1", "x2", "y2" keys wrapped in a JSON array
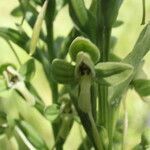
[{"x1": 29, "y1": 0, "x2": 48, "y2": 55}]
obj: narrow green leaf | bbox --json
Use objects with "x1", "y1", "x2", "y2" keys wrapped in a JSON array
[
  {"x1": 132, "y1": 79, "x2": 150, "y2": 101},
  {"x1": 19, "y1": 59, "x2": 35, "y2": 81},
  {"x1": 11, "y1": 6, "x2": 23, "y2": 17},
  {"x1": 25, "y1": 82, "x2": 43, "y2": 102},
  {"x1": 109, "y1": 23, "x2": 150, "y2": 104},
  {"x1": 69, "y1": 0, "x2": 88, "y2": 29},
  {"x1": 69, "y1": 0, "x2": 97, "y2": 41},
  {"x1": 0, "y1": 28, "x2": 30, "y2": 52},
  {"x1": 101, "y1": 0, "x2": 123, "y2": 27},
  {"x1": 29, "y1": 0, "x2": 48, "y2": 55},
  {"x1": 133, "y1": 60, "x2": 147, "y2": 80},
  {"x1": 12, "y1": 2, "x2": 39, "y2": 28},
  {"x1": 113, "y1": 20, "x2": 124, "y2": 28},
  {"x1": 124, "y1": 23, "x2": 150, "y2": 68},
  {"x1": 89, "y1": 0, "x2": 97, "y2": 16},
  {"x1": 33, "y1": 0, "x2": 44, "y2": 5},
  {"x1": 17, "y1": 121, "x2": 48, "y2": 149}
]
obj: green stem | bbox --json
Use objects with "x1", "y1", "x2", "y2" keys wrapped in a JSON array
[
  {"x1": 122, "y1": 94, "x2": 128, "y2": 150},
  {"x1": 141, "y1": 0, "x2": 146, "y2": 25},
  {"x1": 97, "y1": 26, "x2": 112, "y2": 149},
  {"x1": 45, "y1": 0, "x2": 58, "y2": 104},
  {"x1": 15, "y1": 126, "x2": 35, "y2": 150},
  {"x1": 88, "y1": 112, "x2": 103, "y2": 150},
  {"x1": 6, "y1": 40, "x2": 22, "y2": 66},
  {"x1": 45, "y1": 21, "x2": 55, "y2": 62},
  {"x1": 45, "y1": 0, "x2": 55, "y2": 63},
  {"x1": 104, "y1": 28, "x2": 111, "y2": 61}
]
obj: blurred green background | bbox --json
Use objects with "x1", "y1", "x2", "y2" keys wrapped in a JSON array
[{"x1": 0, "y1": 0, "x2": 150, "y2": 149}]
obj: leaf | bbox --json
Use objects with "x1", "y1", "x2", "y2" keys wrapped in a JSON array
[
  {"x1": 69, "y1": 0, "x2": 88, "y2": 29},
  {"x1": 124, "y1": 23, "x2": 150, "y2": 68},
  {"x1": 132, "y1": 79, "x2": 150, "y2": 102},
  {"x1": 19, "y1": 59, "x2": 35, "y2": 81},
  {"x1": 101, "y1": 0, "x2": 123, "y2": 27},
  {"x1": 89, "y1": 0, "x2": 97, "y2": 16},
  {"x1": 44, "y1": 104, "x2": 60, "y2": 122},
  {"x1": 0, "y1": 28, "x2": 30, "y2": 52},
  {"x1": 25, "y1": 82, "x2": 45, "y2": 113},
  {"x1": 25, "y1": 82, "x2": 42, "y2": 102},
  {"x1": 11, "y1": 6, "x2": 23, "y2": 17},
  {"x1": 29, "y1": 0, "x2": 48, "y2": 55},
  {"x1": 11, "y1": 2, "x2": 39, "y2": 28},
  {"x1": 33, "y1": 0, "x2": 44, "y2": 5},
  {"x1": 52, "y1": 59, "x2": 75, "y2": 84},
  {"x1": 108, "y1": 23, "x2": 150, "y2": 104},
  {"x1": 17, "y1": 120, "x2": 48, "y2": 149},
  {"x1": 95, "y1": 62, "x2": 133, "y2": 86},
  {"x1": 113, "y1": 20, "x2": 124, "y2": 28},
  {"x1": 133, "y1": 60, "x2": 147, "y2": 80},
  {"x1": 69, "y1": 0, "x2": 97, "y2": 41}
]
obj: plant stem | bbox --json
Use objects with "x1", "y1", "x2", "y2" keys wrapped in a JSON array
[
  {"x1": 122, "y1": 93, "x2": 128, "y2": 150},
  {"x1": 45, "y1": 0, "x2": 58, "y2": 104},
  {"x1": 88, "y1": 112, "x2": 103, "y2": 150},
  {"x1": 97, "y1": 26, "x2": 112, "y2": 149},
  {"x1": 6, "y1": 40, "x2": 22, "y2": 66},
  {"x1": 141, "y1": 0, "x2": 146, "y2": 25},
  {"x1": 15, "y1": 126, "x2": 36, "y2": 150},
  {"x1": 45, "y1": 2, "x2": 61, "y2": 149},
  {"x1": 45, "y1": 21, "x2": 55, "y2": 62}
]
